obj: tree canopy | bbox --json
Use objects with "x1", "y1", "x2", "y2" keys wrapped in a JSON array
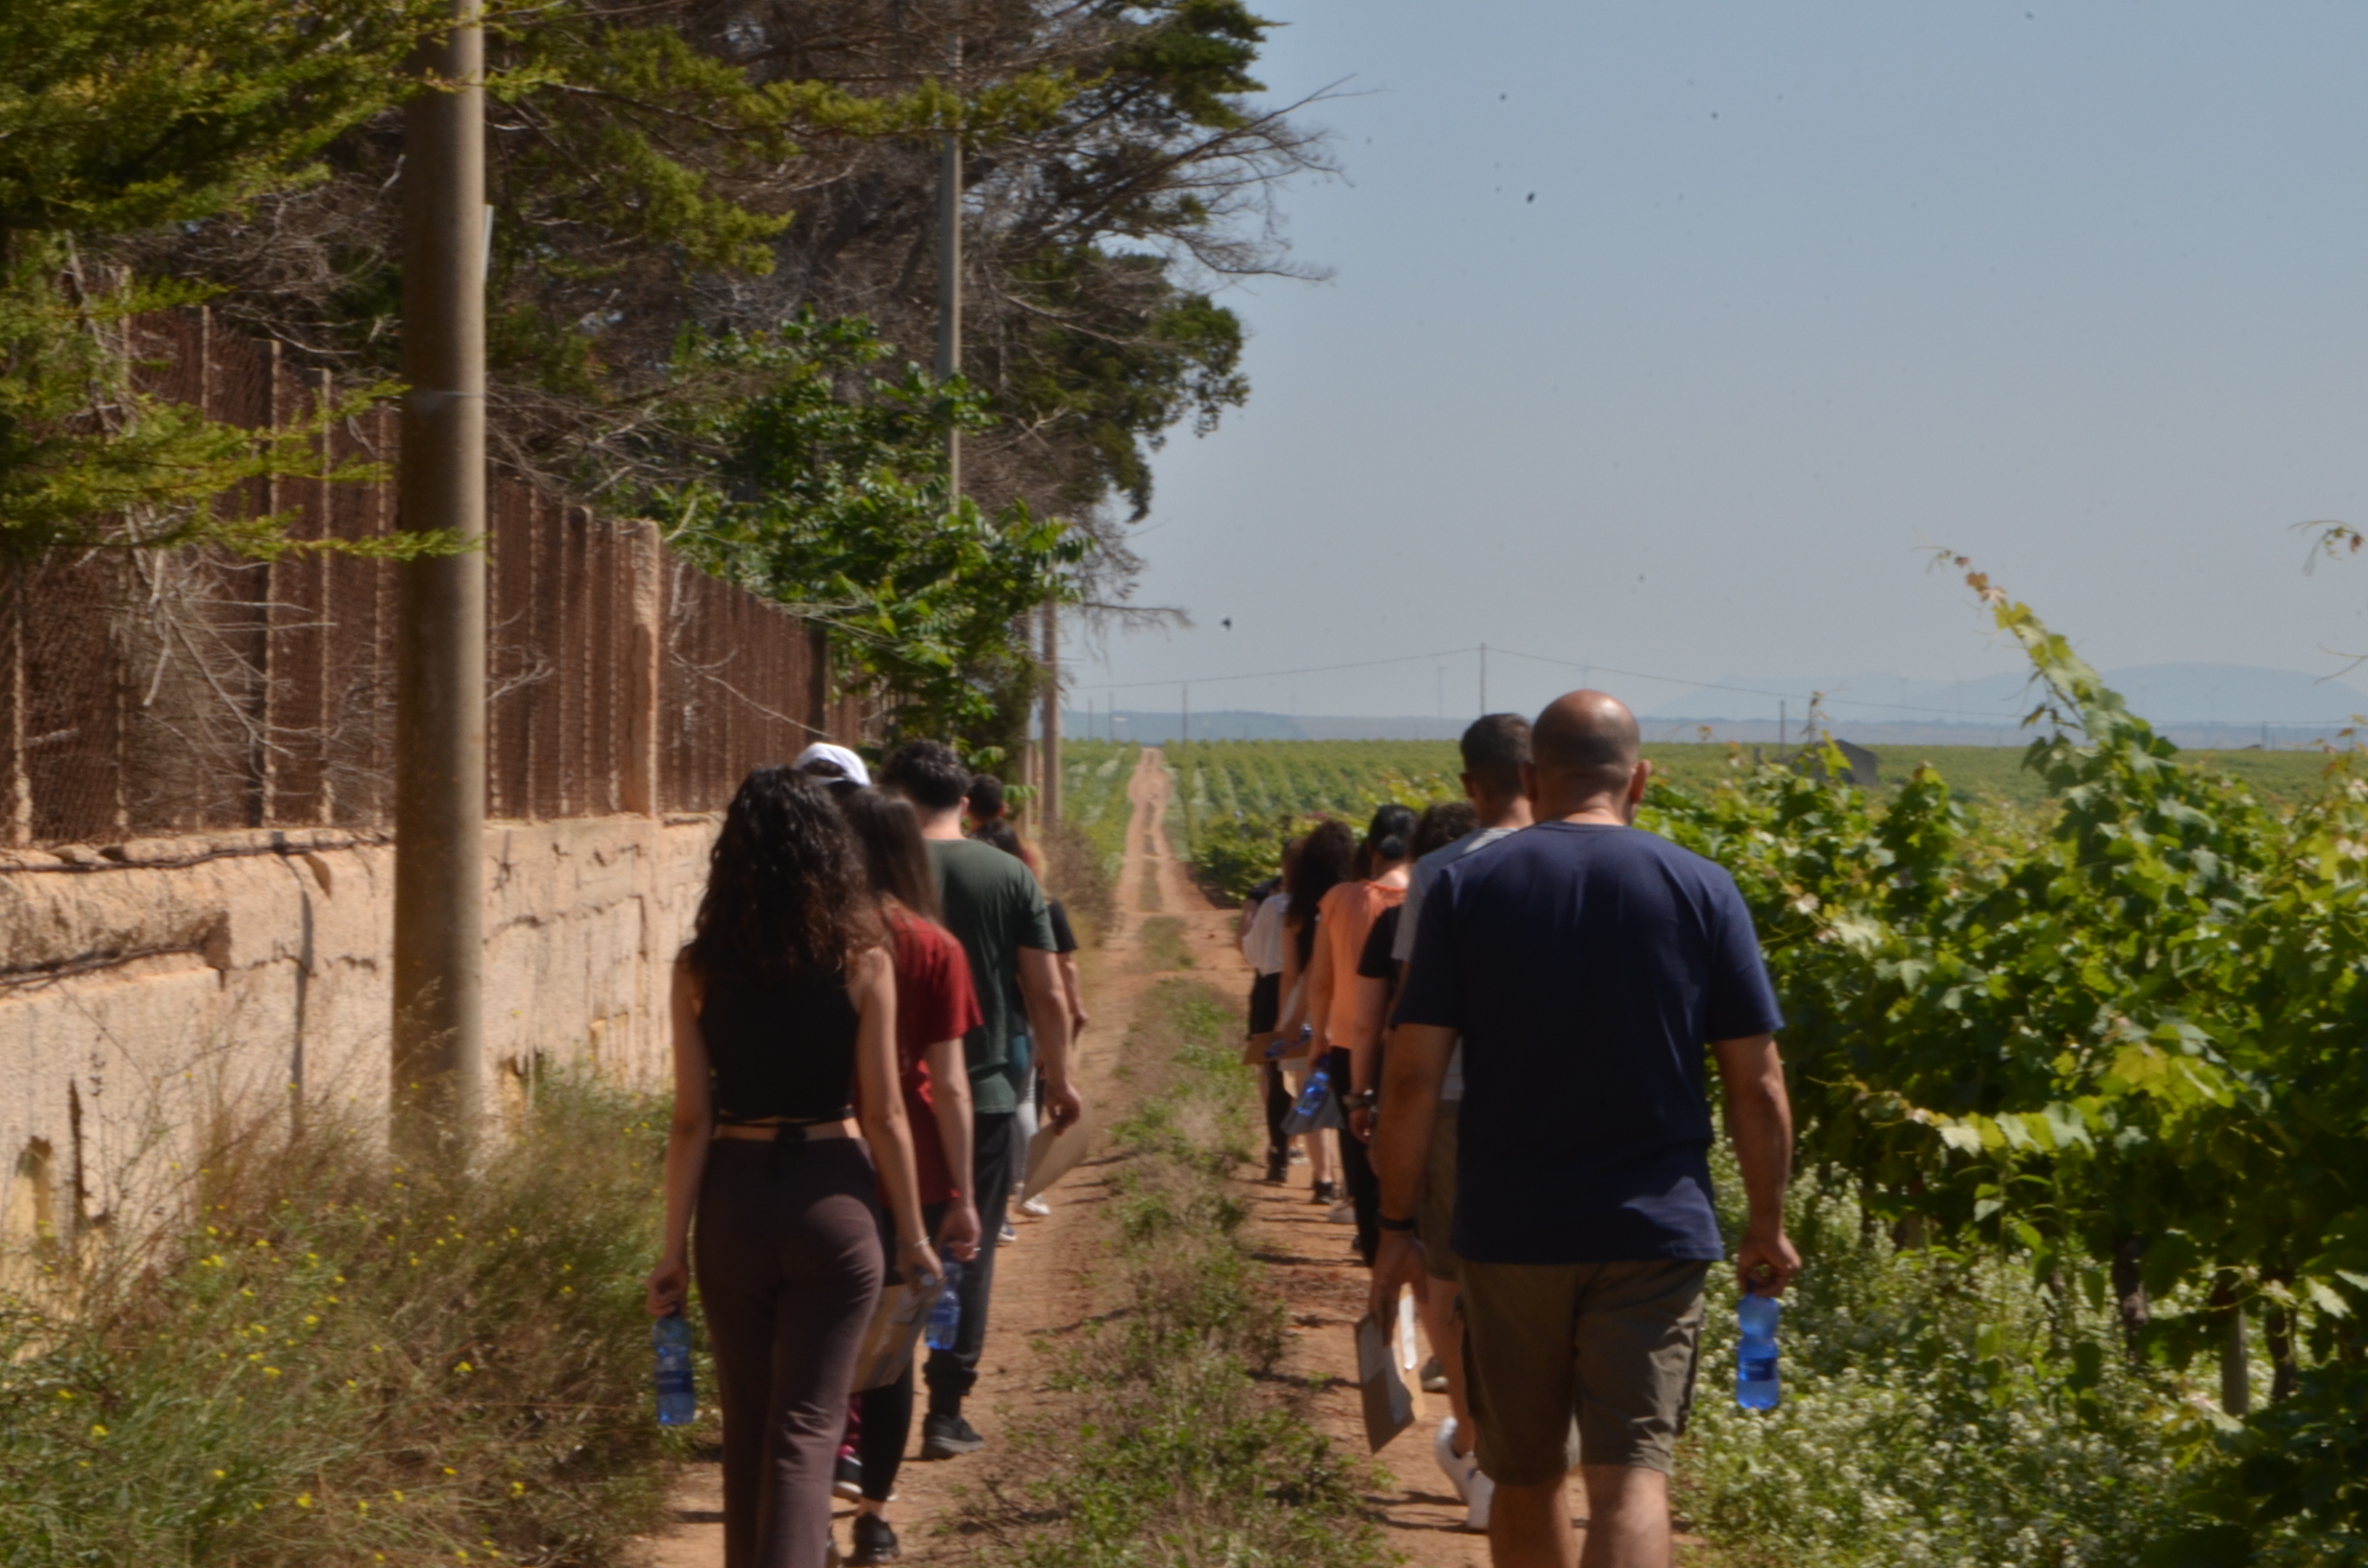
[{"x1": 3, "y1": 0, "x2": 1327, "y2": 747}]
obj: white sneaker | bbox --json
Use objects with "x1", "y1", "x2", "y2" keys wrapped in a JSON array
[
  {"x1": 1462, "y1": 1464, "x2": 1494, "y2": 1533},
  {"x1": 1326, "y1": 1202, "x2": 1356, "y2": 1225},
  {"x1": 1432, "y1": 1417, "x2": 1469, "y2": 1502},
  {"x1": 1019, "y1": 1195, "x2": 1050, "y2": 1218}
]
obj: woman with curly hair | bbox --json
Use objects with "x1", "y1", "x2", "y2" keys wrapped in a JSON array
[{"x1": 645, "y1": 767, "x2": 938, "y2": 1568}]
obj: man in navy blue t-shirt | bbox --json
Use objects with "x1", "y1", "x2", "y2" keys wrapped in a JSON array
[{"x1": 1370, "y1": 690, "x2": 1800, "y2": 1568}]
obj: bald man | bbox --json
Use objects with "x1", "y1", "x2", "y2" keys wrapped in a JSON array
[{"x1": 1369, "y1": 691, "x2": 1800, "y2": 1568}]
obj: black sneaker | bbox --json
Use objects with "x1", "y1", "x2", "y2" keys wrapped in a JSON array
[
  {"x1": 920, "y1": 1410, "x2": 985, "y2": 1459},
  {"x1": 850, "y1": 1511, "x2": 901, "y2": 1564},
  {"x1": 833, "y1": 1452, "x2": 862, "y2": 1500},
  {"x1": 1264, "y1": 1153, "x2": 1288, "y2": 1185},
  {"x1": 1312, "y1": 1180, "x2": 1338, "y2": 1204}
]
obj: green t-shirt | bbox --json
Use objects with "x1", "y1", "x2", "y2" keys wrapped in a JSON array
[{"x1": 927, "y1": 838, "x2": 1056, "y2": 1116}]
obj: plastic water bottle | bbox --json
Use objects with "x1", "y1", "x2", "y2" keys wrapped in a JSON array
[
  {"x1": 1291, "y1": 1066, "x2": 1332, "y2": 1122},
  {"x1": 1736, "y1": 1290, "x2": 1781, "y2": 1410},
  {"x1": 653, "y1": 1312, "x2": 696, "y2": 1426},
  {"x1": 924, "y1": 1259, "x2": 965, "y2": 1353}
]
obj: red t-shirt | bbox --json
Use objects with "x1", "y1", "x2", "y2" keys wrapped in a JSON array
[{"x1": 888, "y1": 909, "x2": 983, "y2": 1205}]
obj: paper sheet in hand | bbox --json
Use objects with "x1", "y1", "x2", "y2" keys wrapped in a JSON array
[
  {"x1": 1021, "y1": 1115, "x2": 1091, "y2": 1203},
  {"x1": 1355, "y1": 1314, "x2": 1416, "y2": 1453},
  {"x1": 851, "y1": 1277, "x2": 932, "y2": 1392}
]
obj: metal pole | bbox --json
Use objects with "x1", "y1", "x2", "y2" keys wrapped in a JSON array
[
  {"x1": 393, "y1": 0, "x2": 487, "y2": 1164},
  {"x1": 1040, "y1": 600, "x2": 1060, "y2": 825},
  {"x1": 1479, "y1": 642, "x2": 1488, "y2": 716}
]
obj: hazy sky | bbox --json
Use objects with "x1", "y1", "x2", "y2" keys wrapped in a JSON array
[{"x1": 1069, "y1": 2, "x2": 2368, "y2": 723}]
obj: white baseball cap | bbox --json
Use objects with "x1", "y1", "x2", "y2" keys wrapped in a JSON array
[{"x1": 793, "y1": 742, "x2": 871, "y2": 786}]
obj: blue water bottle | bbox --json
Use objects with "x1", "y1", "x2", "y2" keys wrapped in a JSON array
[
  {"x1": 1736, "y1": 1289, "x2": 1781, "y2": 1409},
  {"x1": 924, "y1": 1259, "x2": 965, "y2": 1353},
  {"x1": 653, "y1": 1311, "x2": 697, "y2": 1426},
  {"x1": 1290, "y1": 1066, "x2": 1332, "y2": 1124}
]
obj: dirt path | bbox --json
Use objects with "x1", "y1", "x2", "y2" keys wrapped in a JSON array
[
  {"x1": 632, "y1": 749, "x2": 1485, "y2": 1566},
  {"x1": 1125, "y1": 753, "x2": 1493, "y2": 1568}
]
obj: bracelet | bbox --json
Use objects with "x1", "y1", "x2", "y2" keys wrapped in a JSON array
[
  {"x1": 1377, "y1": 1213, "x2": 1417, "y2": 1233},
  {"x1": 1343, "y1": 1090, "x2": 1378, "y2": 1111}
]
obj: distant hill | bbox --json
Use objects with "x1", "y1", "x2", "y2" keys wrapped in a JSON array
[
  {"x1": 1640, "y1": 663, "x2": 2368, "y2": 727},
  {"x1": 1064, "y1": 668, "x2": 2368, "y2": 750}
]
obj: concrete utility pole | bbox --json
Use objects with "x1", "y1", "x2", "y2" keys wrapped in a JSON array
[
  {"x1": 392, "y1": 0, "x2": 487, "y2": 1164},
  {"x1": 1040, "y1": 600, "x2": 1060, "y2": 824},
  {"x1": 1478, "y1": 642, "x2": 1488, "y2": 716}
]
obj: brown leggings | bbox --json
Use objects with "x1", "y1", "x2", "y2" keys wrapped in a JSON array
[{"x1": 696, "y1": 1138, "x2": 884, "y2": 1568}]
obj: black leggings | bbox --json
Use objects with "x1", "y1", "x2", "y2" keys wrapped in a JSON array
[
  {"x1": 1327, "y1": 1045, "x2": 1380, "y2": 1266},
  {"x1": 924, "y1": 1111, "x2": 1017, "y2": 1415},
  {"x1": 852, "y1": 1198, "x2": 949, "y2": 1503},
  {"x1": 1248, "y1": 972, "x2": 1291, "y2": 1162},
  {"x1": 1262, "y1": 1064, "x2": 1295, "y2": 1163},
  {"x1": 696, "y1": 1138, "x2": 884, "y2": 1568}
]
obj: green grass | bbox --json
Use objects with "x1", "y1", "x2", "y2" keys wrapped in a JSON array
[
  {"x1": 957, "y1": 980, "x2": 1386, "y2": 1568},
  {"x1": 0, "y1": 1078, "x2": 684, "y2": 1567},
  {"x1": 1133, "y1": 915, "x2": 1194, "y2": 973}
]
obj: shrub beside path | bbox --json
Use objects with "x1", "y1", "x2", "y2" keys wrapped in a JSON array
[{"x1": 633, "y1": 749, "x2": 1499, "y2": 1565}]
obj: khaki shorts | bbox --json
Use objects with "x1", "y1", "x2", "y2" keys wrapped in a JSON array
[
  {"x1": 1459, "y1": 1258, "x2": 1710, "y2": 1483},
  {"x1": 1416, "y1": 1104, "x2": 1462, "y2": 1282}
]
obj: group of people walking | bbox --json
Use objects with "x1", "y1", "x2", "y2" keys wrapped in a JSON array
[
  {"x1": 638, "y1": 686, "x2": 1800, "y2": 1568},
  {"x1": 644, "y1": 739, "x2": 1080, "y2": 1568},
  {"x1": 1245, "y1": 693, "x2": 1802, "y2": 1568}
]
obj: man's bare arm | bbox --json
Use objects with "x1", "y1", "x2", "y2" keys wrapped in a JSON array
[
  {"x1": 1366, "y1": 1021, "x2": 1456, "y2": 1322},
  {"x1": 1711, "y1": 1032, "x2": 1801, "y2": 1295}
]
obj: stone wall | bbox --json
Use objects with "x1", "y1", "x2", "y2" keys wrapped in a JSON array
[{"x1": 0, "y1": 815, "x2": 715, "y2": 1249}]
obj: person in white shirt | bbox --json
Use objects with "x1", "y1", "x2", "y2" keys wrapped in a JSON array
[{"x1": 1242, "y1": 843, "x2": 1298, "y2": 1182}]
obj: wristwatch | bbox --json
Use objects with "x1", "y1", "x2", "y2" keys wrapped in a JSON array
[{"x1": 1343, "y1": 1090, "x2": 1378, "y2": 1111}]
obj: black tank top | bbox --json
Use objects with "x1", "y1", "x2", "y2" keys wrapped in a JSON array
[{"x1": 700, "y1": 968, "x2": 860, "y2": 1121}]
